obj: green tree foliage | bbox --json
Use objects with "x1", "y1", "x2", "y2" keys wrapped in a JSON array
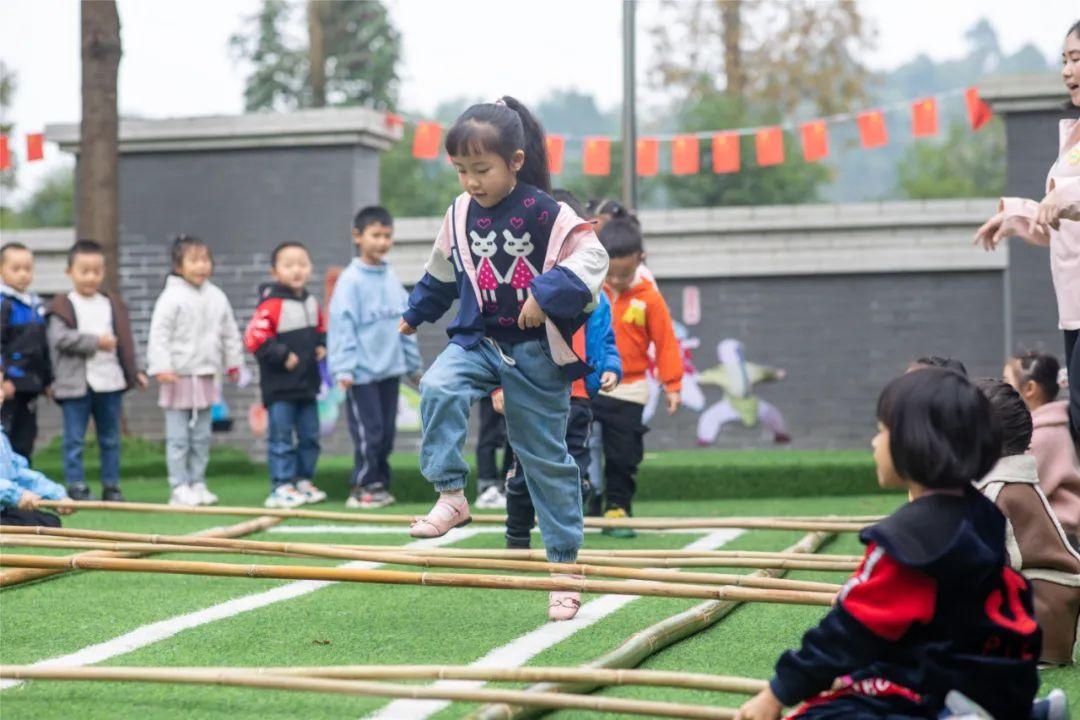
[
  {"x1": 20, "y1": 167, "x2": 76, "y2": 227},
  {"x1": 229, "y1": 0, "x2": 302, "y2": 112},
  {"x1": 896, "y1": 120, "x2": 1005, "y2": 199}
]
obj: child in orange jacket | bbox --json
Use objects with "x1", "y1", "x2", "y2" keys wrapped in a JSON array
[{"x1": 592, "y1": 216, "x2": 682, "y2": 536}]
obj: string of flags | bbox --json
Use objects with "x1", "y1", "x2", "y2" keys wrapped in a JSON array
[
  {"x1": 0, "y1": 87, "x2": 994, "y2": 175},
  {"x1": 400, "y1": 86, "x2": 994, "y2": 177}
]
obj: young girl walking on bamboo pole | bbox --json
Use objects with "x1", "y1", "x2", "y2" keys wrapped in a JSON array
[{"x1": 399, "y1": 97, "x2": 608, "y2": 621}]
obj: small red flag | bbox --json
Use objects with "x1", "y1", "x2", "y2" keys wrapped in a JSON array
[
  {"x1": 671, "y1": 134, "x2": 700, "y2": 175},
  {"x1": 25, "y1": 133, "x2": 44, "y2": 161},
  {"x1": 911, "y1": 98, "x2": 939, "y2": 138},
  {"x1": 412, "y1": 121, "x2": 442, "y2": 160},
  {"x1": 965, "y1": 87, "x2": 992, "y2": 131},
  {"x1": 546, "y1": 135, "x2": 565, "y2": 175},
  {"x1": 384, "y1": 113, "x2": 405, "y2": 130},
  {"x1": 799, "y1": 120, "x2": 829, "y2": 163},
  {"x1": 0, "y1": 136, "x2": 9, "y2": 170},
  {"x1": 857, "y1": 110, "x2": 888, "y2": 149},
  {"x1": 636, "y1": 137, "x2": 659, "y2": 177},
  {"x1": 712, "y1": 132, "x2": 740, "y2": 173},
  {"x1": 755, "y1": 127, "x2": 785, "y2": 167},
  {"x1": 583, "y1": 137, "x2": 611, "y2": 176}
]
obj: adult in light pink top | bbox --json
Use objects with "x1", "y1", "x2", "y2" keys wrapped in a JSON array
[{"x1": 976, "y1": 21, "x2": 1080, "y2": 442}]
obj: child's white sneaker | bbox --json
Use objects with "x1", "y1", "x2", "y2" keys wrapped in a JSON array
[
  {"x1": 169, "y1": 485, "x2": 197, "y2": 506},
  {"x1": 295, "y1": 479, "x2": 327, "y2": 504},
  {"x1": 476, "y1": 485, "x2": 507, "y2": 510},
  {"x1": 264, "y1": 484, "x2": 306, "y2": 509},
  {"x1": 191, "y1": 483, "x2": 218, "y2": 506}
]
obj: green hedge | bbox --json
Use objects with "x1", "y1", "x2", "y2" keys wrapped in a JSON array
[{"x1": 31, "y1": 438, "x2": 888, "y2": 501}]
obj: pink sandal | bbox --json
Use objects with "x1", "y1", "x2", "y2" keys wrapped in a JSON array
[
  {"x1": 548, "y1": 573, "x2": 584, "y2": 621},
  {"x1": 409, "y1": 494, "x2": 472, "y2": 538}
]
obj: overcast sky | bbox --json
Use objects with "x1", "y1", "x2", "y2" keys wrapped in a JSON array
[{"x1": 0, "y1": 0, "x2": 1075, "y2": 203}]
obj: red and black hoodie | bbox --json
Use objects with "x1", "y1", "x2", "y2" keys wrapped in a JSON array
[
  {"x1": 243, "y1": 283, "x2": 326, "y2": 406},
  {"x1": 771, "y1": 487, "x2": 1040, "y2": 719}
]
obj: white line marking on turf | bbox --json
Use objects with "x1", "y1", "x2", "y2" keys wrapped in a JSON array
[
  {"x1": 267, "y1": 524, "x2": 709, "y2": 536},
  {"x1": 362, "y1": 529, "x2": 745, "y2": 720},
  {"x1": 0, "y1": 527, "x2": 481, "y2": 691}
]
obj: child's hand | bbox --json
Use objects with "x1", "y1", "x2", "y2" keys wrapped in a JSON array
[
  {"x1": 1034, "y1": 187, "x2": 1065, "y2": 232},
  {"x1": 17, "y1": 491, "x2": 41, "y2": 511},
  {"x1": 1, "y1": 380, "x2": 14, "y2": 400},
  {"x1": 97, "y1": 333, "x2": 118, "y2": 351},
  {"x1": 973, "y1": 210, "x2": 1006, "y2": 250},
  {"x1": 315, "y1": 346, "x2": 327, "y2": 362},
  {"x1": 136, "y1": 372, "x2": 150, "y2": 390},
  {"x1": 491, "y1": 388, "x2": 505, "y2": 415},
  {"x1": 56, "y1": 502, "x2": 75, "y2": 515},
  {"x1": 517, "y1": 296, "x2": 546, "y2": 330},
  {"x1": 338, "y1": 377, "x2": 354, "y2": 391},
  {"x1": 284, "y1": 353, "x2": 300, "y2": 371},
  {"x1": 735, "y1": 688, "x2": 783, "y2": 720},
  {"x1": 600, "y1": 372, "x2": 619, "y2": 392},
  {"x1": 665, "y1": 390, "x2": 681, "y2": 415},
  {"x1": 408, "y1": 372, "x2": 423, "y2": 387},
  {"x1": 155, "y1": 372, "x2": 178, "y2": 384},
  {"x1": 399, "y1": 319, "x2": 417, "y2": 336},
  {"x1": 226, "y1": 367, "x2": 241, "y2": 383}
]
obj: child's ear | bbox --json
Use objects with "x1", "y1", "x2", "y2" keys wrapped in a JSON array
[
  {"x1": 1021, "y1": 379, "x2": 1040, "y2": 400},
  {"x1": 510, "y1": 149, "x2": 525, "y2": 173},
  {"x1": 351, "y1": 228, "x2": 361, "y2": 241}
]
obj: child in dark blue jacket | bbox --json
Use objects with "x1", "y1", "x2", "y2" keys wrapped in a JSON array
[{"x1": 737, "y1": 368, "x2": 1042, "y2": 720}]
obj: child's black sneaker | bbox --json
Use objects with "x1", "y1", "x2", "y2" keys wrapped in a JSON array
[
  {"x1": 67, "y1": 485, "x2": 92, "y2": 501},
  {"x1": 102, "y1": 487, "x2": 125, "y2": 502}
]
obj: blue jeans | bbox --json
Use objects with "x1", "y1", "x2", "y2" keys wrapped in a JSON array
[
  {"x1": 60, "y1": 390, "x2": 123, "y2": 489},
  {"x1": 420, "y1": 339, "x2": 582, "y2": 563},
  {"x1": 267, "y1": 399, "x2": 320, "y2": 489}
]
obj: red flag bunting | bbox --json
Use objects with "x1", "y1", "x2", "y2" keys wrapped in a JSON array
[
  {"x1": 671, "y1": 134, "x2": 700, "y2": 175},
  {"x1": 26, "y1": 133, "x2": 44, "y2": 161},
  {"x1": 0, "y1": 136, "x2": 9, "y2": 170},
  {"x1": 546, "y1": 135, "x2": 565, "y2": 175},
  {"x1": 636, "y1": 138, "x2": 659, "y2": 177},
  {"x1": 911, "y1": 98, "x2": 938, "y2": 138},
  {"x1": 583, "y1": 137, "x2": 611, "y2": 176},
  {"x1": 857, "y1": 110, "x2": 888, "y2": 149},
  {"x1": 799, "y1": 120, "x2": 829, "y2": 163},
  {"x1": 965, "y1": 87, "x2": 992, "y2": 131},
  {"x1": 412, "y1": 121, "x2": 442, "y2": 160},
  {"x1": 712, "y1": 132, "x2": 740, "y2": 173},
  {"x1": 755, "y1": 127, "x2": 784, "y2": 167}
]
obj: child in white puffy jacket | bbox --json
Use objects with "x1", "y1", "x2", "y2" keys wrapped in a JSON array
[{"x1": 146, "y1": 235, "x2": 244, "y2": 506}]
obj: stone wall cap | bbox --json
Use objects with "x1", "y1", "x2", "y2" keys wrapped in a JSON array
[
  {"x1": 981, "y1": 73, "x2": 1070, "y2": 113},
  {"x1": 46, "y1": 106, "x2": 402, "y2": 154}
]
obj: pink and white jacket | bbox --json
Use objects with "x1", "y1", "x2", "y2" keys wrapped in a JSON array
[
  {"x1": 998, "y1": 119, "x2": 1080, "y2": 329},
  {"x1": 404, "y1": 190, "x2": 608, "y2": 379},
  {"x1": 1030, "y1": 399, "x2": 1080, "y2": 535}
]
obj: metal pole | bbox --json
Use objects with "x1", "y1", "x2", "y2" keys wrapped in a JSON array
[{"x1": 621, "y1": 0, "x2": 637, "y2": 209}]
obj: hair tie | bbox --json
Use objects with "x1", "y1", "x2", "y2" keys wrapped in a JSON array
[{"x1": 494, "y1": 98, "x2": 507, "y2": 107}]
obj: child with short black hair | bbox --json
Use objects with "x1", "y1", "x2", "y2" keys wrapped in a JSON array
[
  {"x1": 147, "y1": 235, "x2": 244, "y2": 507},
  {"x1": 975, "y1": 377, "x2": 1080, "y2": 665},
  {"x1": 244, "y1": 241, "x2": 327, "y2": 509},
  {"x1": 1005, "y1": 351, "x2": 1080, "y2": 544},
  {"x1": 0, "y1": 241, "x2": 52, "y2": 460},
  {"x1": 592, "y1": 216, "x2": 682, "y2": 536},
  {"x1": 737, "y1": 368, "x2": 1041, "y2": 720},
  {"x1": 908, "y1": 355, "x2": 968, "y2": 375},
  {"x1": 328, "y1": 205, "x2": 421, "y2": 509},
  {"x1": 47, "y1": 240, "x2": 147, "y2": 501}
]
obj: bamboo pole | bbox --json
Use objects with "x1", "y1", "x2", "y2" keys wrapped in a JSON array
[
  {"x1": 0, "y1": 553, "x2": 837, "y2": 606},
  {"x1": 469, "y1": 531, "x2": 833, "y2": 720},
  {"x1": 35, "y1": 499, "x2": 869, "y2": 532},
  {"x1": 0, "y1": 532, "x2": 843, "y2": 593},
  {"x1": 0, "y1": 515, "x2": 282, "y2": 588},
  {"x1": 0, "y1": 536, "x2": 308, "y2": 559},
  {"x1": 3, "y1": 662, "x2": 767, "y2": 694},
  {"x1": 0, "y1": 665, "x2": 739, "y2": 720}
]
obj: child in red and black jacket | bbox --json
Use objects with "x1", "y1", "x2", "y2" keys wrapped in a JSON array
[
  {"x1": 738, "y1": 368, "x2": 1046, "y2": 720},
  {"x1": 244, "y1": 242, "x2": 328, "y2": 510}
]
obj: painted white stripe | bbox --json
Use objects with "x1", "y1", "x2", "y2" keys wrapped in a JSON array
[
  {"x1": 0, "y1": 527, "x2": 481, "y2": 691},
  {"x1": 267, "y1": 524, "x2": 710, "y2": 536},
  {"x1": 362, "y1": 529, "x2": 744, "y2": 720}
]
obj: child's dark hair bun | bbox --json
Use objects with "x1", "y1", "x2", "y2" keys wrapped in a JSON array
[
  {"x1": 444, "y1": 97, "x2": 551, "y2": 193},
  {"x1": 976, "y1": 378, "x2": 1033, "y2": 457},
  {"x1": 876, "y1": 368, "x2": 1001, "y2": 489},
  {"x1": 1012, "y1": 351, "x2": 1061, "y2": 401}
]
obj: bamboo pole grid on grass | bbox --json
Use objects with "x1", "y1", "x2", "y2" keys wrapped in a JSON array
[
  {"x1": 0, "y1": 552, "x2": 837, "y2": 606},
  {"x1": 35, "y1": 499, "x2": 870, "y2": 533},
  {"x1": 0, "y1": 515, "x2": 283, "y2": 588},
  {"x1": 469, "y1": 531, "x2": 834, "y2": 720},
  {"x1": 0, "y1": 527, "x2": 852, "y2": 591}
]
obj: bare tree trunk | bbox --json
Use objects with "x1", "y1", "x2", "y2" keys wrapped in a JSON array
[
  {"x1": 307, "y1": 0, "x2": 326, "y2": 107},
  {"x1": 78, "y1": 0, "x2": 122, "y2": 295},
  {"x1": 720, "y1": 0, "x2": 744, "y2": 98}
]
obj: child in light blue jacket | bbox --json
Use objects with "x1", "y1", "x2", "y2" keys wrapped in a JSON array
[{"x1": 328, "y1": 206, "x2": 422, "y2": 510}]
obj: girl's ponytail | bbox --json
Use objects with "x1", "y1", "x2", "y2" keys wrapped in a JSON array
[{"x1": 499, "y1": 96, "x2": 551, "y2": 193}]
